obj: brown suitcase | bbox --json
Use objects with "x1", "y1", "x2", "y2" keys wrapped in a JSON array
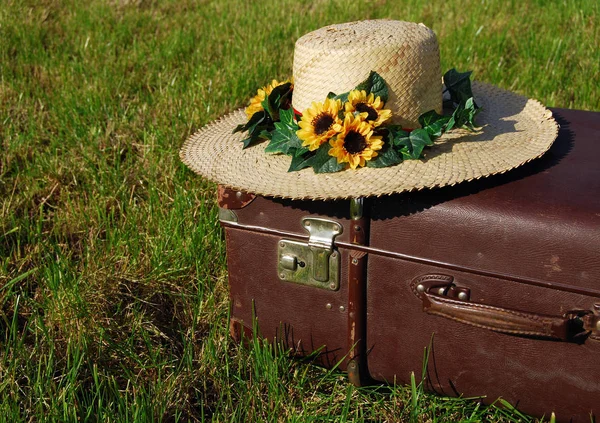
[{"x1": 218, "y1": 108, "x2": 600, "y2": 422}]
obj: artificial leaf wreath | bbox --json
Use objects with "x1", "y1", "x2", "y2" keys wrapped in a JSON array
[{"x1": 233, "y1": 70, "x2": 480, "y2": 173}]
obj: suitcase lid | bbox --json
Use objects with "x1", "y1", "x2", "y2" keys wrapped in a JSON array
[{"x1": 369, "y1": 109, "x2": 600, "y2": 294}]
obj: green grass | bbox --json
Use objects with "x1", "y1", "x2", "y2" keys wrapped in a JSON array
[{"x1": 0, "y1": 0, "x2": 598, "y2": 421}]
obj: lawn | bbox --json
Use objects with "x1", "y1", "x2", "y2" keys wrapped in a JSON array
[{"x1": 0, "y1": 0, "x2": 598, "y2": 421}]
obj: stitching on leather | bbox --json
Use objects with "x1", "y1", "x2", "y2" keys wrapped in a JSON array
[
  {"x1": 434, "y1": 294, "x2": 553, "y2": 324},
  {"x1": 427, "y1": 310, "x2": 554, "y2": 337},
  {"x1": 430, "y1": 295, "x2": 555, "y2": 336}
]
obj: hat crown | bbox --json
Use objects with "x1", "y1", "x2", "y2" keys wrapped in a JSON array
[{"x1": 292, "y1": 20, "x2": 442, "y2": 128}]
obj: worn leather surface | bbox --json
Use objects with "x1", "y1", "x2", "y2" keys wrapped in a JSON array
[
  {"x1": 370, "y1": 109, "x2": 600, "y2": 292},
  {"x1": 366, "y1": 255, "x2": 600, "y2": 422},
  {"x1": 366, "y1": 109, "x2": 600, "y2": 422},
  {"x1": 226, "y1": 227, "x2": 351, "y2": 368}
]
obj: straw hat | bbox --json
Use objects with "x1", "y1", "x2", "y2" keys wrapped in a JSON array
[{"x1": 180, "y1": 20, "x2": 558, "y2": 200}]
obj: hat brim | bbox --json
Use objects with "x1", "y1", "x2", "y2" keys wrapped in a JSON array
[{"x1": 180, "y1": 81, "x2": 558, "y2": 200}]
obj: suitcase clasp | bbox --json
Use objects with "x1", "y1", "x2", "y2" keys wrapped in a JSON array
[{"x1": 277, "y1": 217, "x2": 343, "y2": 290}]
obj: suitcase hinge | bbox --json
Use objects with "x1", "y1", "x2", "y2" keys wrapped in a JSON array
[{"x1": 278, "y1": 217, "x2": 343, "y2": 290}]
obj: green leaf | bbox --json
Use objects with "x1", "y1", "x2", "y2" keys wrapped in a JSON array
[
  {"x1": 395, "y1": 129, "x2": 433, "y2": 160},
  {"x1": 463, "y1": 97, "x2": 480, "y2": 126},
  {"x1": 311, "y1": 144, "x2": 344, "y2": 173},
  {"x1": 333, "y1": 92, "x2": 350, "y2": 104},
  {"x1": 233, "y1": 110, "x2": 266, "y2": 134},
  {"x1": 262, "y1": 82, "x2": 293, "y2": 121},
  {"x1": 264, "y1": 109, "x2": 302, "y2": 154},
  {"x1": 269, "y1": 82, "x2": 293, "y2": 109},
  {"x1": 235, "y1": 110, "x2": 273, "y2": 148},
  {"x1": 241, "y1": 136, "x2": 255, "y2": 148},
  {"x1": 369, "y1": 72, "x2": 388, "y2": 103},
  {"x1": 315, "y1": 157, "x2": 344, "y2": 173},
  {"x1": 290, "y1": 145, "x2": 310, "y2": 157},
  {"x1": 415, "y1": 69, "x2": 480, "y2": 141},
  {"x1": 355, "y1": 71, "x2": 388, "y2": 103},
  {"x1": 407, "y1": 129, "x2": 433, "y2": 159},
  {"x1": 327, "y1": 92, "x2": 337, "y2": 99},
  {"x1": 449, "y1": 97, "x2": 480, "y2": 130},
  {"x1": 242, "y1": 126, "x2": 272, "y2": 148},
  {"x1": 443, "y1": 68, "x2": 477, "y2": 107},
  {"x1": 366, "y1": 143, "x2": 403, "y2": 168},
  {"x1": 287, "y1": 151, "x2": 315, "y2": 172},
  {"x1": 259, "y1": 129, "x2": 272, "y2": 140},
  {"x1": 418, "y1": 110, "x2": 450, "y2": 138},
  {"x1": 278, "y1": 106, "x2": 295, "y2": 126},
  {"x1": 260, "y1": 95, "x2": 273, "y2": 119},
  {"x1": 445, "y1": 114, "x2": 456, "y2": 133},
  {"x1": 387, "y1": 126, "x2": 410, "y2": 148}
]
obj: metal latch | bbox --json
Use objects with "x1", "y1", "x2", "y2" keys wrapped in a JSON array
[{"x1": 277, "y1": 217, "x2": 343, "y2": 290}]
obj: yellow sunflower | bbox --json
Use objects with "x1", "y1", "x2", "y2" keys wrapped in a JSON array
[
  {"x1": 344, "y1": 90, "x2": 392, "y2": 127},
  {"x1": 329, "y1": 114, "x2": 384, "y2": 170},
  {"x1": 297, "y1": 98, "x2": 343, "y2": 151},
  {"x1": 245, "y1": 79, "x2": 290, "y2": 119}
]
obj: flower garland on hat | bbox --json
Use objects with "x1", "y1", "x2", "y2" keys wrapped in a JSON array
[
  {"x1": 234, "y1": 70, "x2": 480, "y2": 173},
  {"x1": 245, "y1": 79, "x2": 289, "y2": 119}
]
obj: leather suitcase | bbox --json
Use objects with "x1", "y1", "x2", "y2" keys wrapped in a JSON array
[{"x1": 218, "y1": 108, "x2": 600, "y2": 422}]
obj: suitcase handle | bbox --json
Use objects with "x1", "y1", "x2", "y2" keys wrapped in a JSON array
[{"x1": 411, "y1": 274, "x2": 596, "y2": 342}]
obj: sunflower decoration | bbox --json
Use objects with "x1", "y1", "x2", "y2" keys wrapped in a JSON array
[
  {"x1": 345, "y1": 90, "x2": 392, "y2": 127},
  {"x1": 297, "y1": 98, "x2": 342, "y2": 151},
  {"x1": 329, "y1": 113, "x2": 384, "y2": 169},
  {"x1": 245, "y1": 79, "x2": 290, "y2": 119},
  {"x1": 234, "y1": 70, "x2": 479, "y2": 174},
  {"x1": 233, "y1": 78, "x2": 294, "y2": 148}
]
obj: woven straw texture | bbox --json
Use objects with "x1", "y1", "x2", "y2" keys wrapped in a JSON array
[
  {"x1": 180, "y1": 81, "x2": 558, "y2": 200},
  {"x1": 293, "y1": 20, "x2": 442, "y2": 128}
]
